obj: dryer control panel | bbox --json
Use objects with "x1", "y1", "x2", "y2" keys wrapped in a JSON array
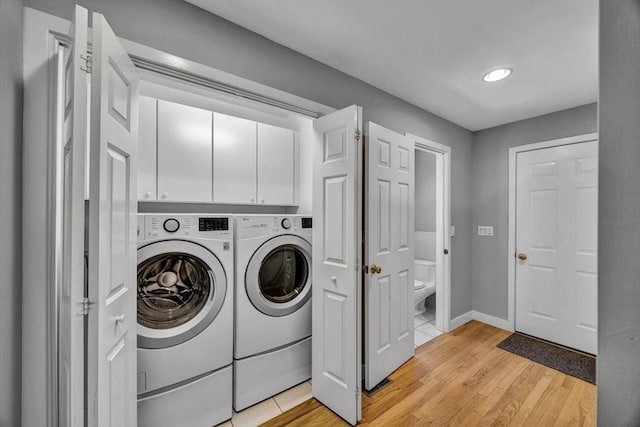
[{"x1": 234, "y1": 215, "x2": 312, "y2": 239}]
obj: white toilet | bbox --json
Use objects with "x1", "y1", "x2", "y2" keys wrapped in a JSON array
[{"x1": 414, "y1": 259, "x2": 436, "y2": 315}]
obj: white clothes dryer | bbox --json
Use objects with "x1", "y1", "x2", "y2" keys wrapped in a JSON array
[
  {"x1": 233, "y1": 215, "x2": 313, "y2": 411},
  {"x1": 136, "y1": 214, "x2": 233, "y2": 427}
]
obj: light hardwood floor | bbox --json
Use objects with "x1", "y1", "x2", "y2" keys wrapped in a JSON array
[{"x1": 261, "y1": 321, "x2": 596, "y2": 426}]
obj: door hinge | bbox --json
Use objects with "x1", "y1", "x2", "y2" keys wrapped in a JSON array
[
  {"x1": 355, "y1": 130, "x2": 361, "y2": 141},
  {"x1": 355, "y1": 385, "x2": 360, "y2": 398},
  {"x1": 80, "y1": 54, "x2": 92, "y2": 74},
  {"x1": 77, "y1": 297, "x2": 94, "y2": 316},
  {"x1": 355, "y1": 259, "x2": 361, "y2": 271}
]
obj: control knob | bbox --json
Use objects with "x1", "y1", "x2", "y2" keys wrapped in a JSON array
[
  {"x1": 163, "y1": 218, "x2": 180, "y2": 233},
  {"x1": 281, "y1": 218, "x2": 292, "y2": 230}
]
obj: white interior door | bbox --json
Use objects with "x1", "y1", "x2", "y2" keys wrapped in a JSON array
[
  {"x1": 515, "y1": 141, "x2": 598, "y2": 354},
  {"x1": 86, "y1": 12, "x2": 139, "y2": 426},
  {"x1": 311, "y1": 105, "x2": 362, "y2": 426},
  {"x1": 365, "y1": 122, "x2": 414, "y2": 390},
  {"x1": 433, "y1": 149, "x2": 448, "y2": 332},
  {"x1": 59, "y1": 6, "x2": 88, "y2": 426}
]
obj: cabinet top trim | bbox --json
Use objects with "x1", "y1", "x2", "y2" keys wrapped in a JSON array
[{"x1": 121, "y1": 39, "x2": 335, "y2": 120}]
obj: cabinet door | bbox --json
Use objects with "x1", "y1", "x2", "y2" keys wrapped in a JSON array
[
  {"x1": 137, "y1": 96, "x2": 157, "y2": 200},
  {"x1": 213, "y1": 112, "x2": 257, "y2": 204},
  {"x1": 257, "y1": 123, "x2": 295, "y2": 205},
  {"x1": 157, "y1": 100, "x2": 212, "y2": 202}
]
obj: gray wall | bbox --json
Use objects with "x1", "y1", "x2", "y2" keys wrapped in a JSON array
[
  {"x1": 25, "y1": 0, "x2": 474, "y2": 318},
  {"x1": 598, "y1": 1, "x2": 640, "y2": 424},
  {"x1": 415, "y1": 150, "x2": 436, "y2": 233},
  {"x1": 471, "y1": 103, "x2": 597, "y2": 319},
  {"x1": 0, "y1": 0, "x2": 23, "y2": 425}
]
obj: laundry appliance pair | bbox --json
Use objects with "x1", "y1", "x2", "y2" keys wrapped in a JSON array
[{"x1": 135, "y1": 213, "x2": 312, "y2": 426}]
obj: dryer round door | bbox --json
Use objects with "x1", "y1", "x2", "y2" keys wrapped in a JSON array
[
  {"x1": 245, "y1": 235, "x2": 312, "y2": 317},
  {"x1": 137, "y1": 240, "x2": 227, "y2": 349}
]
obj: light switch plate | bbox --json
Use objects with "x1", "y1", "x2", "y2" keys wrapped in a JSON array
[
  {"x1": 450, "y1": 226, "x2": 455, "y2": 237},
  {"x1": 478, "y1": 226, "x2": 494, "y2": 236}
]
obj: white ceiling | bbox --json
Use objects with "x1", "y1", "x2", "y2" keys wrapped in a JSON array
[{"x1": 186, "y1": 0, "x2": 598, "y2": 131}]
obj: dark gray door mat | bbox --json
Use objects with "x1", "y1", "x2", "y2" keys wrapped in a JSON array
[{"x1": 497, "y1": 333, "x2": 596, "y2": 384}]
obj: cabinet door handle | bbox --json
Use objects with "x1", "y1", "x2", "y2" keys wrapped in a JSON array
[
  {"x1": 161, "y1": 193, "x2": 168, "y2": 200},
  {"x1": 260, "y1": 198, "x2": 265, "y2": 203},
  {"x1": 250, "y1": 197, "x2": 255, "y2": 203},
  {"x1": 144, "y1": 192, "x2": 151, "y2": 199}
]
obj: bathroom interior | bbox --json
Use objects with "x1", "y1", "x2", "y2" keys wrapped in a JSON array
[{"x1": 413, "y1": 149, "x2": 441, "y2": 347}]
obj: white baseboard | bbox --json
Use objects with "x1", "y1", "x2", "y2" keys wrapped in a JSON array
[
  {"x1": 447, "y1": 310, "x2": 513, "y2": 333},
  {"x1": 448, "y1": 311, "x2": 473, "y2": 331},
  {"x1": 471, "y1": 311, "x2": 512, "y2": 331}
]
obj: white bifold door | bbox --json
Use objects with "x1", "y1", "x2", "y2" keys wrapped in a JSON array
[
  {"x1": 312, "y1": 106, "x2": 363, "y2": 426},
  {"x1": 58, "y1": 6, "x2": 89, "y2": 426},
  {"x1": 364, "y1": 123, "x2": 414, "y2": 390},
  {"x1": 59, "y1": 5, "x2": 140, "y2": 426},
  {"x1": 515, "y1": 140, "x2": 598, "y2": 355},
  {"x1": 312, "y1": 114, "x2": 416, "y2": 424}
]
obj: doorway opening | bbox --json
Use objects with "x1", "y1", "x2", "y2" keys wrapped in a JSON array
[
  {"x1": 409, "y1": 134, "x2": 452, "y2": 347},
  {"x1": 413, "y1": 148, "x2": 441, "y2": 346}
]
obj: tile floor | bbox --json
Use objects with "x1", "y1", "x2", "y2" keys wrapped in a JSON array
[
  {"x1": 216, "y1": 380, "x2": 312, "y2": 427},
  {"x1": 414, "y1": 305, "x2": 443, "y2": 347},
  {"x1": 216, "y1": 308, "x2": 440, "y2": 426}
]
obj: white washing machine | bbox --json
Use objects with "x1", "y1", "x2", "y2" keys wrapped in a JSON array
[
  {"x1": 136, "y1": 214, "x2": 234, "y2": 427},
  {"x1": 233, "y1": 215, "x2": 313, "y2": 411}
]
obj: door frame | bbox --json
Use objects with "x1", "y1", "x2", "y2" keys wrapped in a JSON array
[
  {"x1": 507, "y1": 132, "x2": 598, "y2": 331},
  {"x1": 406, "y1": 134, "x2": 452, "y2": 333},
  {"x1": 23, "y1": 8, "x2": 75, "y2": 427}
]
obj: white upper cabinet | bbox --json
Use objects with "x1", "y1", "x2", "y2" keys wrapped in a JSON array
[
  {"x1": 257, "y1": 123, "x2": 295, "y2": 205},
  {"x1": 213, "y1": 113, "x2": 257, "y2": 204},
  {"x1": 138, "y1": 96, "x2": 157, "y2": 201},
  {"x1": 157, "y1": 100, "x2": 212, "y2": 202},
  {"x1": 140, "y1": 97, "x2": 298, "y2": 205}
]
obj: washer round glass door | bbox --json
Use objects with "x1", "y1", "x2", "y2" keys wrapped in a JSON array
[
  {"x1": 137, "y1": 240, "x2": 227, "y2": 349},
  {"x1": 246, "y1": 235, "x2": 312, "y2": 317}
]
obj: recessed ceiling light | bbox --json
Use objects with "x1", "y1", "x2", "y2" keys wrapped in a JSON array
[{"x1": 482, "y1": 68, "x2": 512, "y2": 83}]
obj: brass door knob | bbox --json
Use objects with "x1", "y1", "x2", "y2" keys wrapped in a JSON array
[
  {"x1": 517, "y1": 253, "x2": 528, "y2": 261},
  {"x1": 371, "y1": 264, "x2": 382, "y2": 274}
]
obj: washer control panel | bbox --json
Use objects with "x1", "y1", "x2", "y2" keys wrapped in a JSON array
[
  {"x1": 140, "y1": 215, "x2": 232, "y2": 240},
  {"x1": 199, "y1": 217, "x2": 229, "y2": 231},
  {"x1": 281, "y1": 218, "x2": 292, "y2": 229}
]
